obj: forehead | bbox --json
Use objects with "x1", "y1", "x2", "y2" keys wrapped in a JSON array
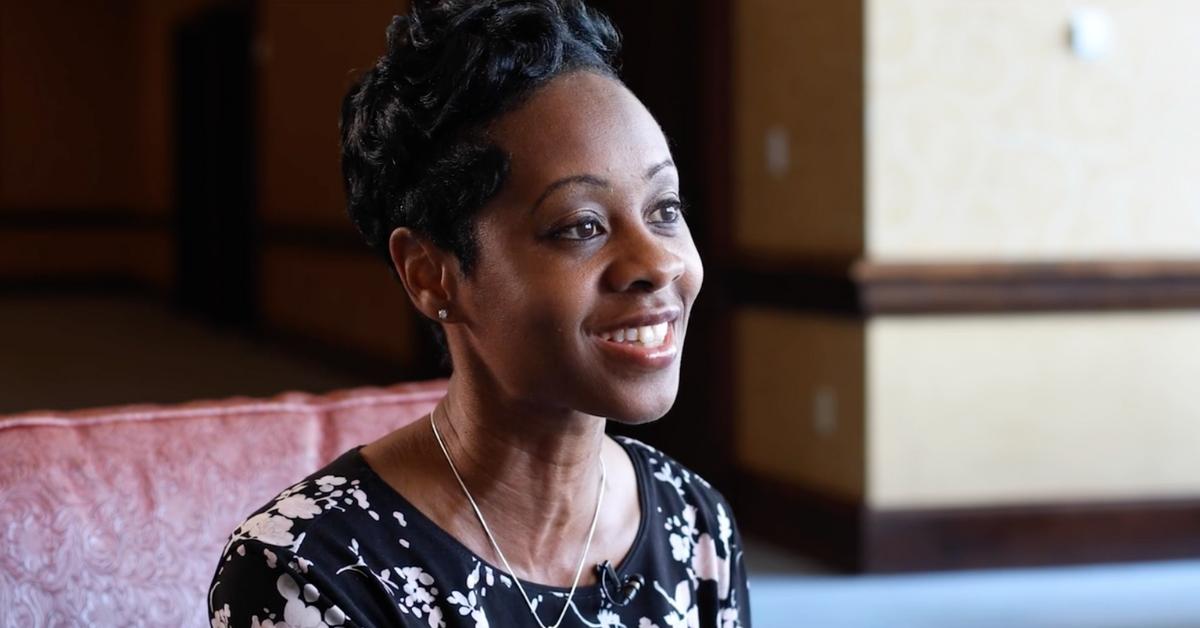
[{"x1": 487, "y1": 71, "x2": 673, "y2": 198}]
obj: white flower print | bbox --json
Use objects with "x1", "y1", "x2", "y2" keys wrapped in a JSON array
[
  {"x1": 597, "y1": 608, "x2": 622, "y2": 628},
  {"x1": 653, "y1": 462, "x2": 685, "y2": 499},
  {"x1": 680, "y1": 506, "x2": 697, "y2": 536},
  {"x1": 316, "y1": 475, "x2": 347, "y2": 491},
  {"x1": 448, "y1": 589, "x2": 490, "y2": 628},
  {"x1": 239, "y1": 513, "x2": 296, "y2": 547},
  {"x1": 466, "y1": 562, "x2": 481, "y2": 589},
  {"x1": 277, "y1": 573, "x2": 344, "y2": 627},
  {"x1": 400, "y1": 566, "x2": 437, "y2": 607},
  {"x1": 655, "y1": 580, "x2": 698, "y2": 628},
  {"x1": 350, "y1": 488, "x2": 370, "y2": 509},
  {"x1": 211, "y1": 439, "x2": 746, "y2": 628},
  {"x1": 669, "y1": 532, "x2": 691, "y2": 563},
  {"x1": 690, "y1": 533, "x2": 731, "y2": 601},
  {"x1": 290, "y1": 555, "x2": 313, "y2": 574},
  {"x1": 716, "y1": 504, "x2": 732, "y2": 551},
  {"x1": 665, "y1": 504, "x2": 699, "y2": 564},
  {"x1": 211, "y1": 603, "x2": 230, "y2": 628},
  {"x1": 277, "y1": 494, "x2": 323, "y2": 519},
  {"x1": 335, "y1": 539, "x2": 445, "y2": 624}
]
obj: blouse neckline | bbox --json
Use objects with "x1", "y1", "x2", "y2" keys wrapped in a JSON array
[{"x1": 347, "y1": 435, "x2": 653, "y2": 599}]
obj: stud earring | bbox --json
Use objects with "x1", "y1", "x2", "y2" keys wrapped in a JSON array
[{"x1": 437, "y1": 308, "x2": 448, "y2": 321}]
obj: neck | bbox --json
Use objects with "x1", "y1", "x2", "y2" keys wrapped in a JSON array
[{"x1": 431, "y1": 374, "x2": 608, "y2": 568}]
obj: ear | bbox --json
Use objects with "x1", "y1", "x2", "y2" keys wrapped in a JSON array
[{"x1": 388, "y1": 227, "x2": 459, "y2": 322}]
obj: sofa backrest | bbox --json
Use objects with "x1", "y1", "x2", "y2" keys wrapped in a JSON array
[{"x1": 0, "y1": 379, "x2": 447, "y2": 627}]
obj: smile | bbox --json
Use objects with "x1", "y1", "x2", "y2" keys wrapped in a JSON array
[
  {"x1": 596, "y1": 322, "x2": 670, "y2": 348},
  {"x1": 589, "y1": 313, "x2": 680, "y2": 370}
]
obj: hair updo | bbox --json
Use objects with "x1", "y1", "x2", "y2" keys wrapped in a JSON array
[{"x1": 340, "y1": 0, "x2": 622, "y2": 276}]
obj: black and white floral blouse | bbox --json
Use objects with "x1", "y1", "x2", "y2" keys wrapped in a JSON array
[{"x1": 208, "y1": 436, "x2": 751, "y2": 628}]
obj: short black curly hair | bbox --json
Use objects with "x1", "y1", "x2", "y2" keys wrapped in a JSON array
[{"x1": 340, "y1": 0, "x2": 622, "y2": 276}]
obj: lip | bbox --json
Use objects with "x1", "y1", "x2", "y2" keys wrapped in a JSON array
[
  {"x1": 591, "y1": 307, "x2": 682, "y2": 334},
  {"x1": 588, "y1": 308, "x2": 681, "y2": 371}
]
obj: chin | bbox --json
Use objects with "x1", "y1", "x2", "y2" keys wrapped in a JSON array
[{"x1": 594, "y1": 380, "x2": 679, "y2": 425}]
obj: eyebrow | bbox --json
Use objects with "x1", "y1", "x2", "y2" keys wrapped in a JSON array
[{"x1": 529, "y1": 158, "x2": 676, "y2": 214}]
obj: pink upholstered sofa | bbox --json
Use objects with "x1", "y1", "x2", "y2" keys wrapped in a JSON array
[{"x1": 0, "y1": 379, "x2": 447, "y2": 626}]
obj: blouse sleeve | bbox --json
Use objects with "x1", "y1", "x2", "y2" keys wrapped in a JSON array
[
  {"x1": 722, "y1": 508, "x2": 753, "y2": 628},
  {"x1": 209, "y1": 539, "x2": 358, "y2": 628}
]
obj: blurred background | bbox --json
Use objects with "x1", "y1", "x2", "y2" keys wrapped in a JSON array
[{"x1": 3, "y1": 0, "x2": 1200, "y2": 626}]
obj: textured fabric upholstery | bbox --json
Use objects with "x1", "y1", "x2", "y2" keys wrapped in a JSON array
[{"x1": 0, "y1": 379, "x2": 447, "y2": 627}]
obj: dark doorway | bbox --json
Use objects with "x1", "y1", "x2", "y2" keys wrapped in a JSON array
[
  {"x1": 591, "y1": 1, "x2": 734, "y2": 486},
  {"x1": 173, "y1": 3, "x2": 257, "y2": 328}
]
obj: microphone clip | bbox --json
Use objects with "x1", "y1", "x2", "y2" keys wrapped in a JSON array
[{"x1": 595, "y1": 560, "x2": 644, "y2": 607}]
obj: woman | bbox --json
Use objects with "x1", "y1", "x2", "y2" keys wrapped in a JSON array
[{"x1": 209, "y1": 1, "x2": 750, "y2": 626}]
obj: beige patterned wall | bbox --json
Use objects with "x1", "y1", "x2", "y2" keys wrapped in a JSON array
[{"x1": 867, "y1": 0, "x2": 1200, "y2": 261}]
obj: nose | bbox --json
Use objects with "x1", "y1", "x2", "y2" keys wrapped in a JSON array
[{"x1": 603, "y1": 226, "x2": 686, "y2": 293}]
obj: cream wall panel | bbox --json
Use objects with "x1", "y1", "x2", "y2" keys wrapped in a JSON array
[
  {"x1": 867, "y1": 0, "x2": 1200, "y2": 260},
  {"x1": 735, "y1": 308, "x2": 865, "y2": 499},
  {"x1": 734, "y1": 0, "x2": 864, "y2": 259},
  {"x1": 868, "y1": 312, "x2": 1200, "y2": 508}
]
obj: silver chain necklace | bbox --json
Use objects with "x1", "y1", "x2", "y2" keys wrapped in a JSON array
[{"x1": 430, "y1": 407, "x2": 607, "y2": 628}]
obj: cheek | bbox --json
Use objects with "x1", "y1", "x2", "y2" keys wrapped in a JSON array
[
  {"x1": 689, "y1": 249, "x2": 705, "y2": 292},
  {"x1": 679, "y1": 236, "x2": 705, "y2": 298},
  {"x1": 468, "y1": 258, "x2": 589, "y2": 351}
]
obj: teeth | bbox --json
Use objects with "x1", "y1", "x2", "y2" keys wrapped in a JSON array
[{"x1": 598, "y1": 322, "x2": 672, "y2": 347}]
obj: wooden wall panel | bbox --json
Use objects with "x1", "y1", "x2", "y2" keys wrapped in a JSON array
[
  {"x1": 0, "y1": 1, "x2": 141, "y2": 209},
  {"x1": 259, "y1": 242, "x2": 418, "y2": 365},
  {"x1": 734, "y1": 307, "x2": 865, "y2": 500},
  {"x1": 0, "y1": 228, "x2": 171, "y2": 289},
  {"x1": 256, "y1": 0, "x2": 402, "y2": 229},
  {"x1": 733, "y1": 0, "x2": 864, "y2": 260}
]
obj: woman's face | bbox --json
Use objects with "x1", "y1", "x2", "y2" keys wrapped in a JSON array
[{"x1": 450, "y1": 71, "x2": 703, "y2": 423}]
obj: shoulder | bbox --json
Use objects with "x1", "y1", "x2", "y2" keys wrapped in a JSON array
[
  {"x1": 220, "y1": 449, "x2": 385, "y2": 560},
  {"x1": 615, "y1": 436, "x2": 749, "y2": 615},
  {"x1": 210, "y1": 448, "x2": 425, "y2": 626},
  {"x1": 615, "y1": 435, "x2": 737, "y2": 538},
  {"x1": 616, "y1": 435, "x2": 725, "y2": 501}
]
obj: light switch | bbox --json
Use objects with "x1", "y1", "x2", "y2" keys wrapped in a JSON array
[
  {"x1": 1069, "y1": 7, "x2": 1113, "y2": 61},
  {"x1": 764, "y1": 125, "x2": 789, "y2": 179},
  {"x1": 812, "y1": 385, "x2": 837, "y2": 437}
]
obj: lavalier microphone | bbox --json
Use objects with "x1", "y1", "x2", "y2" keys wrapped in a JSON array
[{"x1": 596, "y1": 560, "x2": 644, "y2": 606}]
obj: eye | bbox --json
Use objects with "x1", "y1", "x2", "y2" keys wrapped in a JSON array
[
  {"x1": 554, "y1": 218, "x2": 606, "y2": 241},
  {"x1": 648, "y1": 199, "x2": 685, "y2": 225}
]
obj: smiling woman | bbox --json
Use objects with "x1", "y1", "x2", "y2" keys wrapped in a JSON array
[{"x1": 208, "y1": 1, "x2": 749, "y2": 627}]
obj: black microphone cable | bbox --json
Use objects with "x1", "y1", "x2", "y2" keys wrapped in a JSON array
[{"x1": 595, "y1": 560, "x2": 645, "y2": 607}]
